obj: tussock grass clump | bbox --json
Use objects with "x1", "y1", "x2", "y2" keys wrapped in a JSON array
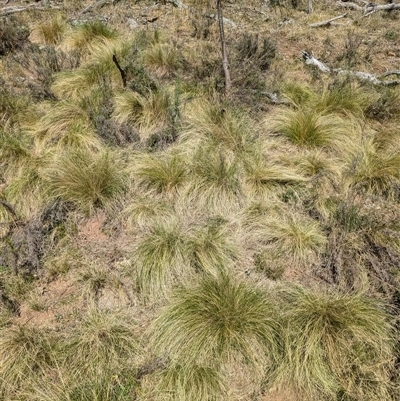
[
  {"x1": 113, "y1": 89, "x2": 173, "y2": 139},
  {"x1": 29, "y1": 14, "x2": 66, "y2": 45},
  {"x1": 0, "y1": 86, "x2": 31, "y2": 124},
  {"x1": 262, "y1": 215, "x2": 327, "y2": 265},
  {"x1": 281, "y1": 82, "x2": 315, "y2": 108},
  {"x1": 152, "y1": 275, "x2": 280, "y2": 370},
  {"x1": 345, "y1": 139, "x2": 400, "y2": 197},
  {"x1": 244, "y1": 151, "x2": 307, "y2": 196},
  {"x1": 34, "y1": 100, "x2": 100, "y2": 151},
  {"x1": 182, "y1": 99, "x2": 255, "y2": 155},
  {"x1": 63, "y1": 20, "x2": 117, "y2": 52},
  {"x1": 275, "y1": 286, "x2": 396, "y2": 400},
  {"x1": 133, "y1": 152, "x2": 187, "y2": 194},
  {"x1": 0, "y1": 127, "x2": 33, "y2": 174},
  {"x1": 312, "y1": 82, "x2": 371, "y2": 118},
  {"x1": 187, "y1": 144, "x2": 243, "y2": 212},
  {"x1": 123, "y1": 197, "x2": 174, "y2": 229},
  {"x1": 272, "y1": 107, "x2": 350, "y2": 151},
  {"x1": 142, "y1": 42, "x2": 184, "y2": 77},
  {"x1": 187, "y1": 217, "x2": 237, "y2": 277},
  {"x1": 65, "y1": 309, "x2": 138, "y2": 378},
  {"x1": 0, "y1": 325, "x2": 56, "y2": 397},
  {"x1": 155, "y1": 363, "x2": 226, "y2": 401},
  {"x1": 44, "y1": 149, "x2": 126, "y2": 214},
  {"x1": 135, "y1": 219, "x2": 189, "y2": 297}
]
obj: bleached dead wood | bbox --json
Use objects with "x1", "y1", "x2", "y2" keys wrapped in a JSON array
[
  {"x1": 259, "y1": 92, "x2": 291, "y2": 105},
  {"x1": 0, "y1": 4, "x2": 61, "y2": 16},
  {"x1": 309, "y1": 13, "x2": 347, "y2": 27},
  {"x1": 302, "y1": 51, "x2": 400, "y2": 85},
  {"x1": 336, "y1": 1, "x2": 400, "y2": 14},
  {"x1": 77, "y1": 0, "x2": 112, "y2": 16},
  {"x1": 165, "y1": 0, "x2": 188, "y2": 8}
]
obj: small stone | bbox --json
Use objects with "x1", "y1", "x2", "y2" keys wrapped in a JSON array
[{"x1": 127, "y1": 18, "x2": 139, "y2": 29}]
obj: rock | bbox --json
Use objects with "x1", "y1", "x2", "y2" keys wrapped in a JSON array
[{"x1": 127, "y1": 17, "x2": 139, "y2": 29}]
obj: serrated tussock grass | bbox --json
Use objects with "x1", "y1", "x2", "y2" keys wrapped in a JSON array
[
  {"x1": 312, "y1": 82, "x2": 372, "y2": 118},
  {"x1": 44, "y1": 149, "x2": 126, "y2": 214},
  {"x1": 345, "y1": 139, "x2": 400, "y2": 198},
  {"x1": 281, "y1": 81, "x2": 371, "y2": 118},
  {"x1": 133, "y1": 152, "x2": 187, "y2": 195},
  {"x1": 63, "y1": 20, "x2": 118, "y2": 52},
  {"x1": 113, "y1": 88, "x2": 173, "y2": 139},
  {"x1": 187, "y1": 144, "x2": 243, "y2": 212},
  {"x1": 281, "y1": 82, "x2": 315, "y2": 108},
  {"x1": 243, "y1": 150, "x2": 308, "y2": 196},
  {"x1": 262, "y1": 214, "x2": 327, "y2": 265},
  {"x1": 34, "y1": 100, "x2": 100, "y2": 151},
  {"x1": 29, "y1": 14, "x2": 66, "y2": 45},
  {"x1": 154, "y1": 363, "x2": 226, "y2": 401},
  {"x1": 272, "y1": 107, "x2": 352, "y2": 151},
  {"x1": 187, "y1": 218, "x2": 237, "y2": 277},
  {"x1": 142, "y1": 41, "x2": 184, "y2": 78},
  {"x1": 53, "y1": 39, "x2": 129, "y2": 99},
  {"x1": 181, "y1": 99, "x2": 255, "y2": 155},
  {"x1": 152, "y1": 274, "x2": 281, "y2": 371},
  {"x1": 64, "y1": 309, "x2": 139, "y2": 378},
  {"x1": 274, "y1": 286, "x2": 396, "y2": 400},
  {"x1": 135, "y1": 218, "x2": 190, "y2": 298},
  {"x1": 0, "y1": 325, "x2": 57, "y2": 397},
  {"x1": 123, "y1": 196, "x2": 174, "y2": 229}
]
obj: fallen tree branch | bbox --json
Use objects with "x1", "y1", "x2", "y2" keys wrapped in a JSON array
[
  {"x1": 258, "y1": 91, "x2": 291, "y2": 105},
  {"x1": 309, "y1": 13, "x2": 347, "y2": 27},
  {"x1": 0, "y1": 200, "x2": 18, "y2": 219},
  {"x1": 336, "y1": 1, "x2": 400, "y2": 14},
  {"x1": 0, "y1": 4, "x2": 61, "y2": 16},
  {"x1": 77, "y1": 0, "x2": 112, "y2": 16},
  {"x1": 165, "y1": 0, "x2": 188, "y2": 8},
  {"x1": 379, "y1": 71, "x2": 400, "y2": 78},
  {"x1": 302, "y1": 51, "x2": 400, "y2": 85}
]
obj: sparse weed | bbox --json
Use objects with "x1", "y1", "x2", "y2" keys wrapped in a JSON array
[{"x1": 0, "y1": 16, "x2": 29, "y2": 55}]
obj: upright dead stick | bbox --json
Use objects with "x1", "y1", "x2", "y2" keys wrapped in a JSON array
[{"x1": 217, "y1": 0, "x2": 231, "y2": 97}]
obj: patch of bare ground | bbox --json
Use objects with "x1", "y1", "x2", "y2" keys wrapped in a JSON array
[{"x1": 14, "y1": 278, "x2": 78, "y2": 329}]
